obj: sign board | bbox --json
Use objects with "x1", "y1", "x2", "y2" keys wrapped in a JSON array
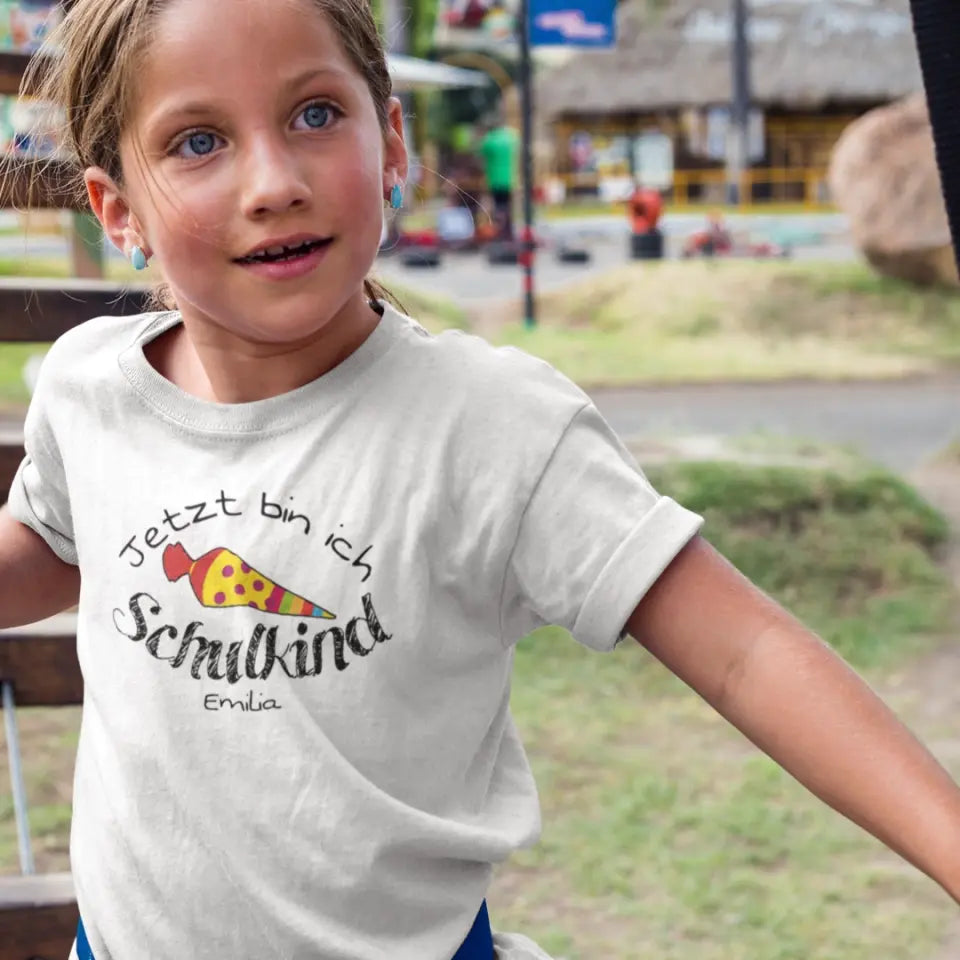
[
  {"x1": 529, "y1": 0, "x2": 615, "y2": 47},
  {"x1": 434, "y1": 0, "x2": 519, "y2": 50},
  {"x1": 435, "y1": 0, "x2": 614, "y2": 50},
  {"x1": 704, "y1": 107, "x2": 766, "y2": 163}
]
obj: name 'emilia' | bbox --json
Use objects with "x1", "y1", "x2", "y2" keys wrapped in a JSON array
[{"x1": 112, "y1": 592, "x2": 392, "y2": 684}]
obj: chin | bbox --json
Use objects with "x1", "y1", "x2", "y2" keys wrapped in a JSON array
[{"x1": 240, "y1": 309, "x2": 341, "y2": 346}]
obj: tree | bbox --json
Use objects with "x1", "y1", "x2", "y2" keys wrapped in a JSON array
[{"x1": 409, "y1": 0, "x2": 439, "y2": 57}]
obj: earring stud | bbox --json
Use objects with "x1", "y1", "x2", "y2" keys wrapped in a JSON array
[
  {"x1": 390, "y1": 183, "x2": 403, "y2": 210},
  {"x1": 131, "y1": 246, "x2": 148, "y2": 271}
]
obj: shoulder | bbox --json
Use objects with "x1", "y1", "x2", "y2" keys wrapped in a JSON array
[
  {"x1": 386, "y1": 303, "x2": 589, "y2": 430},
  {"x1": 30, "y1": 311, "x2": 170, "y2": 410},
  {"x1": 382, "y1": 304, "x2": 591, "y2": 491},
  {"x1": 40, "y1": 311, "x2": 169, "y2": 376}
]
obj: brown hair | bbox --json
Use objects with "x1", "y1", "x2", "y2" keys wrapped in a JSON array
[{"x1": 20, "y1": 0, "x2": 399, "y2": 310}]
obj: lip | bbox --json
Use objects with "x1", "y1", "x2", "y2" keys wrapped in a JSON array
[
  {"x1": 236, "y1": 238, "x2": 332, "y2": 282},
  {"x1": 236, "y1": 232, "x2": 330, "y2": 260}
]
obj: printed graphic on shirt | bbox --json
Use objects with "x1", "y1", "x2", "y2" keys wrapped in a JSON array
[
  {"x1": 110, "y1": 488, "x2": 392, "y2": 715},
  {"x1": 163, "y1": 542, "x2": 336, "y2": 619}
]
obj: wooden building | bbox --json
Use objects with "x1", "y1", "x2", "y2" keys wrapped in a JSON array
[{"x1": 535, "y1": 0, "x2": 923, "y2": 207}]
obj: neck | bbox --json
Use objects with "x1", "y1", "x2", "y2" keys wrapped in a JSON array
[{"x1": 145, "y1": 291, "x2": 382, "y2": 404}]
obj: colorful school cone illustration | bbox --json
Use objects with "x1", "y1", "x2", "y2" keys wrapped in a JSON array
[{"x1": 162, "y1": 543, "x2": 335, "y2": 619}]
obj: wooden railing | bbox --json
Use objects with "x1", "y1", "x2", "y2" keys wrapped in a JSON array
[
  {"x1": 0, "y1": 279, "x2": 153, "y2": 960},
  {"x1": 0, "y1": 39, "x2": 154, "y2": 960}
]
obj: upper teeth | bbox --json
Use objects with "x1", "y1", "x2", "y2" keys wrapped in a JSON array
[{"x1": 259, "y1": 240, "x2": 311, "y2": 256}]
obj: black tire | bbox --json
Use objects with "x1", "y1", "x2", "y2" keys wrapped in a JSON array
[
  {"x1": 401, "y1": 246, "x2": 441, "y2": 268},
  {"x1": 556, "y1": 245, "x2": 591, "y2": 264},
  {"x1": 486, "y1": 241, "x2": 520, "y2": 265}
]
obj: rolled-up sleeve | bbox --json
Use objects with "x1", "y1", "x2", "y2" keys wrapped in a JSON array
[{"x1": 499, "y1": 403, "x2": 703, "y2": 651}]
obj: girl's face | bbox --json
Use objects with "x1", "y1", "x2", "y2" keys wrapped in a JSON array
[{"x1": 88, "y1": 0, "x2": 406, "y2": 348}]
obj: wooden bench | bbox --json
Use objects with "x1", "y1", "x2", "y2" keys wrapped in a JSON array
[
  {"x1": 1, "y1": 613, "x2": 80, "y2": 960},
  {"x1": 0, "y1": 873, "x2": 78, "y2": 960},
  {"x1": 0, "y1": 261, "x2": 152, "y2": 960}
]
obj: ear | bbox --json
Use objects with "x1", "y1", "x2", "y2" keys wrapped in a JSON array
[
  {"x1": 381, "y1": 97, "x2": 409, "y2": 201},
  {"x1": 84, "y1": 166, "x2": 150, "y2": 260}
]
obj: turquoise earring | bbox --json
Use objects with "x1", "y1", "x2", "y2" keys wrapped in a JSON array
[
  {"x1": 131, "y1": 246, "x2": 148, "y2": 271},
  {"x1": 390, "y1": 183, "x2": 403, "y2": 210}
]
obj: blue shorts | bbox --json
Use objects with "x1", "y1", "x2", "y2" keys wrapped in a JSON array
[{"x1": 76, "y1": 900, "x2": 494, "y2": 959}]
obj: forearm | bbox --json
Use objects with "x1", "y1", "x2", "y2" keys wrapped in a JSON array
[
  {"x1": 715, "y1": 614, "x2": 960, "y2": 903},
  {"x1": 0, "y1": 505, "x2": 80, "y2": 628},
  {"x1": 631, "y1": 536, "x2": 960, "y2": 901}
]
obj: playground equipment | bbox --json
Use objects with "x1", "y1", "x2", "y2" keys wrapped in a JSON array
[
  {"x1": 627, "y1": 186, "x2": 665, "y2": 260},
  {"x1": 681, "y1": 213, "x2": 792, "y2": 259}
]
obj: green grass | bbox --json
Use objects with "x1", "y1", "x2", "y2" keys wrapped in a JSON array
[
  {"x1": 381, "y1": 279, "x2": 469, "y2": 331},
  {"x1": 486, "y1": 457, "x2": 957, "y2": 958},
  {"x1": 646, "y1": 460, "x2": 951, "y2": 667},
  {"x1": 0, "y1": 255, "x2": 140, "y2": 281},
  {"x1": 488, "y1": 259, "x2": 960, "y2": 386},
  {"x1": 0, "y1": 343, "x2": 45, "y2": 406}
]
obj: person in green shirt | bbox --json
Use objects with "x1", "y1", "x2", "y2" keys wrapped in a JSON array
[{"x1": 478, "y1": 117, "x2": 519, "y2": 240}]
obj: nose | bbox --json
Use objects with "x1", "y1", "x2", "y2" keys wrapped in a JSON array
[{"x1": 240, "y1": 133, "x2": 312, "y2": 218}]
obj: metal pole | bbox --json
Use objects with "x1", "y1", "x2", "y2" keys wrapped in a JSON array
[
  {"x1": 727, "y1": 0, "x2": 751, "y2": 205},
  {"x1": 518, "y1": 0, "x2": 536, "y2": 328},
  {"x1": 3, "y1": 681, "x2": 36, "y2": 875}
]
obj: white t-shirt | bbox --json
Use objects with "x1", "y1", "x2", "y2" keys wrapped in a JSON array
[{"x1": 10, "y1": 303, "x2": 703, "y2": 960}]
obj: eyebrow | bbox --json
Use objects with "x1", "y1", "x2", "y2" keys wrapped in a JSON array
[{"x1": 145, "y1": 67, "x2": 352, "y2": 128}]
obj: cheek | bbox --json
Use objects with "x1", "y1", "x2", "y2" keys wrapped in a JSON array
[
  {"x1": 334, "y1": 142, "x2": 384, "y2": 208},
  {"x1": 164, "y1": 185, "x2": 232, "y2": 242},
  {"x1": 328, "y1": 142, "x2": 388, "y2": 240},
  {"x1": 137, "y1": 179, "x2": 230, "y2": 259},
  {"x1": 342, "y1": 124, "x2": 387, "y2": 188}
]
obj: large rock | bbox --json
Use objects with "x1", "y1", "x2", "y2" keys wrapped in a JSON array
[{"x1": 829, "y1": 93, "x2": 959, "y2": 287}]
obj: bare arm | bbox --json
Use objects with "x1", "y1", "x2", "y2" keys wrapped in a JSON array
[
  {"x1": 0, "y1": 504, "x2": 80, "y2": 628},
  {"x1": 627, "y1": 535, "x2": 960, "y2": 904}
]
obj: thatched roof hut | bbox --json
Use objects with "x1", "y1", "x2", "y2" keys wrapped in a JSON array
[{"x1": 537, "y1": 0, "x2": 924, "y2": 120}]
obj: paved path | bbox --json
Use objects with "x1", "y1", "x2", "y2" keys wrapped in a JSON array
[{"x1": 590, "y1": 377, "x2": 960, "y2": 473}]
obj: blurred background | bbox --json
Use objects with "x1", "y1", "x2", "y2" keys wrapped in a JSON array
[{"x1": 1, "y1": 3, "x2": 960, "y2": 960}]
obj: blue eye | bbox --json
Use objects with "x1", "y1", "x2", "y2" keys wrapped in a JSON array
[
  {"x1": 177, "y1": 131, "x2": 219, "y2": 158},
  {"x1": 298, "y1": 103, "x2": 334, "y2": 130}
]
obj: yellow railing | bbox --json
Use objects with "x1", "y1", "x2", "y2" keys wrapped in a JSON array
[
  {"x1": 671, "y1": 167, "x2": 830, "y2": 208},
  {"x1": 553, "y1": 167, "x2": 832, "y2": 210}
]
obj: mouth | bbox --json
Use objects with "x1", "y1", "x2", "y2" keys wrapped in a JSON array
[{"x1": 235, "y1": 236, "x2": 332, "y2": 265}]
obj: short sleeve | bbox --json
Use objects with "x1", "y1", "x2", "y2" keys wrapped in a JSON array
[
  {"x1": 6, "y1": 360, "x2": 77, "y2": 565},
  {"x1": 499, "y1": 403, "x2": 703, "y2": 651}
]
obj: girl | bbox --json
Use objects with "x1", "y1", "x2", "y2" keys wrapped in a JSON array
[{"x1": 1, "y1": 0, "x2": 958, "y2": 957}]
